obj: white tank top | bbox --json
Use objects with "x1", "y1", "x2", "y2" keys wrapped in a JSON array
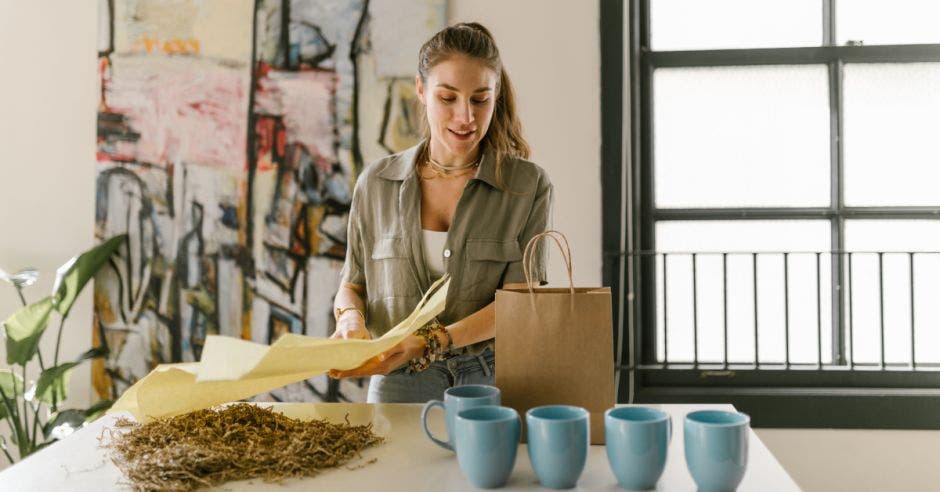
[{"x1": 421, "y1": 229, "x2": 448, "y2": 280}]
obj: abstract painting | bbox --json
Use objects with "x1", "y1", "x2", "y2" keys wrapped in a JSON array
[{"x1": 94, "y1": 0, "x2": 443, "y2": 403}]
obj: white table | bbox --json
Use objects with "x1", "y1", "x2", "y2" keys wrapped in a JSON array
[{"x1": 0, "y1": 403, "x2": 800, "y2": 491}]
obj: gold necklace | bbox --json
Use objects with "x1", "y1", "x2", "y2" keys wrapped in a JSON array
[{"x1": 419, "y1": 152, "x2": 482, "y2": 180}]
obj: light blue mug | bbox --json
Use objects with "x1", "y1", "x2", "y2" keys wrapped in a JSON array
[
  {"x1": 605, "y1": 406, "x2": 672, "y2": 490},
  {"x1": 454, "y1": 405, "x2": 521, "y2": 489},
  {"x1": 421, "y1": 384, "x2": 501, "y2": 451},
  {"x1": 684, "y1": 410, "x2": 750, "y2": 492},
  {"x1": 525, "y1": 405, "x2": 590, "y2": 489}
]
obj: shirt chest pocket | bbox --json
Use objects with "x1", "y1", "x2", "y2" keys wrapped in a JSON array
[
  {"x1": 459, "y1": 239, "x2": 522, "y2": 301},
  {"x1": 370, "y1": 237, "x2": 419, "y2": 297}
]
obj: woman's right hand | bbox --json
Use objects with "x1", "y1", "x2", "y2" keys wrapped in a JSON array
[{"x1": 331, "y1": 311, "x2": 371, "y2": 340}]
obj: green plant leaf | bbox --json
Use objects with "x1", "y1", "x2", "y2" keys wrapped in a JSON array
[
  {"x1": 35, "y1": 361, "x2": 79, "y2": 405},
  {"x1": 42, "y1": 409, "x2": 86, "y2": 440},
  {"x1": 3, "y1": 296, "x2": 54, "y2": 365},
  {"x1": 75, "y1": 346, "x2": 109, "y2": 361},
  {"x1": 52, "y1": 234, "x2": 127, "y2": 316},
  {"x1": 0, "y1": 369, "x2": 24, "y2": 419},
  {"x1": 0, "y1": 369, "x2": 24, "y2": 395},
  {"x1": 30, "y1": 348, "x2": 108, "y2": 407},
  {"x1": 84, "y1": 399, "x2": 114, "y2": 421}
]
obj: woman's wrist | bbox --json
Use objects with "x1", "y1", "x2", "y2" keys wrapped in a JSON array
[
  {"x1": 335, "y1": 306, "x2": 364, "y2": 323},
  {"x1": 410, "y1": 327, "x2": 451, "y2": 349},
  {"x1": 409, "y1": 330, "x2": 450, "y2": 354},
  {"x1": 436, "y1": 327, "x2": 454, "y2": 352},
  {"x1": 335, "y1": 310, "x2": 368, "y2": 338},
  {"x1": 406, "y1": 319, "x2": 453, "y2": 373}
]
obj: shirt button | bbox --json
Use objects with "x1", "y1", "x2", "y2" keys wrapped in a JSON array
[{"x1": 443, "y1": 249, "x2": 452, "y2": 258}]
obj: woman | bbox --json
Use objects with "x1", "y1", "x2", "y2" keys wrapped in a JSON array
[{"x1": 328, "y1": 22, "x2": 552, "y2": 403}]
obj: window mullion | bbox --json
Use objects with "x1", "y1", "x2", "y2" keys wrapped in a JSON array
[
  {"x1": 830, "y1": 56, "x2": 847, "y2": 365},
  {"x1": 638, "y1": 52, "x2": 656, "y2": 366},
  {"x1": 823, "y1": 0, "x2": 836, "y2": 47},
  {"x1": 636, "y1": 0, "x2": 657, "y2": 369},
  {"x1": 649, "y1": 45, "x2": 940, "y2": 68}
]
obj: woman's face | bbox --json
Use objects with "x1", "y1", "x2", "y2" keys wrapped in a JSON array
[{"x1": 417, "y1": 55, "x2": 498, "y2": 164}]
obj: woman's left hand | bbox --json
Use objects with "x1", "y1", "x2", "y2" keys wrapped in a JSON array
[{"x1": 328, "y1": 335, "x2": 426, "y2": 379}]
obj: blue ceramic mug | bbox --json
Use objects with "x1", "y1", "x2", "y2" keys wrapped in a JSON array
[
  {"x1": 421, "y1": 384, "x2": 501, "y2": 451},
  {"x1": 454, "y1": 405, "x2": 521, "y2": 489},
  {"x1": 525, "y1": 405, "x2": 590, "y2": 489},
  {"x1": 605, "y1": 406, "x2": 672, "y2": 490},
  {"x1": 684, "y1": 410, "x2": 750, "y2": 492}
]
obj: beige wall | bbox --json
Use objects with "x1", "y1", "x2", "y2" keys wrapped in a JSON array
[
  {"x1": 1, "y1": 2, "x2": 938, "y2": 490},
  {"x1": 0, "y1": 2, "x2": 98, "y2": 421},
  {"x1": 757, "y1": 428, "x2": 940, "y2": 491}
]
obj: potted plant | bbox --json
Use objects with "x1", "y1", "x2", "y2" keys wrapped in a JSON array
[{"x1": 0, "y1": 234, "x2": 127, "y2": 463}]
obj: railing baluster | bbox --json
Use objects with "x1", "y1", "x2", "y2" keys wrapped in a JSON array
[
  {"x1": 692, "y1": 253, "x2": 699, "y2": 367},
  {"x1": 753, "y1": 252, "x2": 759, "y2": 367},
  {"x1": 784, "y1": 252, "x2": 790, "y2": 368},
  {"x1": 833, "y1": 251, "x2": 843, "y2": 367},
  {"x1": 638, "y1": 248, "x2": 936, "y2": 373},
  {"x1": 848, "y1": 252, "x2": 855, "y2": 368},
  {"x1": 723, "y1": 253, "x2": 728, "y2": 369},
  {"x1": 879, "y1": 252, "x2": 885, "y2": 370},
  {"x1": 816, "y1": 252, "x2": 822, "y2": 367},
  {"x1": 910, "y1": 252, "x2": 916, "y2": 369},
  {"x1": 662, "y1": 253, "x2": 668, "y2": 366}
]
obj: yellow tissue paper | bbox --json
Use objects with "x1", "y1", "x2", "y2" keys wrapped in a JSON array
[{"x1": 110, "y1": 277, "x2": 450, "y2": 421}]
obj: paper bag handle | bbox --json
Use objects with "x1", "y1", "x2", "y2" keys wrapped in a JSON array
[{"x1": 522, "y1": 230, "x2": 575, "y2": 295}]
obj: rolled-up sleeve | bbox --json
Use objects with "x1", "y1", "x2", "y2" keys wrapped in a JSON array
[
  {"x1": 340, "y1": 177, "x2": 366, "y2": 286},
  {"x1": 503, "y1": 170, "x2": 553, "y2": 286}
]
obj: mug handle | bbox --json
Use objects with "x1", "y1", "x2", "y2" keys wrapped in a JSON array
[
  {"x1": 421, "y1": 400, "x2": 453, "y2": 451},
  {"x1": 666, "y1": 416, "x2": 673, "y2": 444}
]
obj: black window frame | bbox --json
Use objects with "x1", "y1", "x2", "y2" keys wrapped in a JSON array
[{"x1": 601, "y1": 0, "x2": 940, "y2": 429}]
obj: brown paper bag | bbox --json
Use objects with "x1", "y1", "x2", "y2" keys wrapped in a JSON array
[{"x1": 495, "y1": 231, "x2": 615, "y2": 444}]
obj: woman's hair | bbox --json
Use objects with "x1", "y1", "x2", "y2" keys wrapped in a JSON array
[{"x1": 417, "y1": 22, "x2": 530, "y2": 186}]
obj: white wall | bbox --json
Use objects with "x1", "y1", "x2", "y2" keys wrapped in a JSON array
[{"x1": 2, "y1": 2, "x2": 939, "y2": 490}]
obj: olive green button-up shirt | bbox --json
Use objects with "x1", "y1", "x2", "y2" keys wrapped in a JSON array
[{"x1": 341, "y1": 142, "x2": 552, "y2": 354}]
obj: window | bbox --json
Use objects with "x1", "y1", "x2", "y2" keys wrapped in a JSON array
[{"x1": 601, "y1": 0, "x2": 940, "y2": 428}]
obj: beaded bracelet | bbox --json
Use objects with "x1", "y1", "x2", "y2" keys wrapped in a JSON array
[{"x1": 407, "y1": 318, "x2": 453, "y2": 374}]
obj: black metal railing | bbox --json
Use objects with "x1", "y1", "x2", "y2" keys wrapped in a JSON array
[{"x1": 628, "y1": 251, "x2": 940, "y2": 371}]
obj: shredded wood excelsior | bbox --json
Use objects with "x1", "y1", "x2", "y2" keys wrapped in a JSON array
[{"x1": 102, "y1": 403, "x2": 384, "y2": 491}]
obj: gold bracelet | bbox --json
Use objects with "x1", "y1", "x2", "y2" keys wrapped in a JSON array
[{"x1": 334, "y1": 306, "x2": 364, "y2": 322}]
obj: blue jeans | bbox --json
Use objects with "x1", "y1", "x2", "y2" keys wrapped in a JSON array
[{"x1": 366, "y1": 349, "x2": 495, "y2": 403}]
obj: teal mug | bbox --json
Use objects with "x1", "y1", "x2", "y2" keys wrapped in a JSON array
[
  {"x1": 684, "y1": 410, "x2": 750, "y2": 492},
  {"x1": 421, "y1": 384, "x2": 501, "y2": 451},
  {"x1": 454, "y1": 405, "x2": 521, "y2": 489},
  {"x1": 605, "y1": 406, "x2": 672, "y2": 490},
  {"x1": 525, "y1": 405, "x2": 590, "y2": 489}
]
